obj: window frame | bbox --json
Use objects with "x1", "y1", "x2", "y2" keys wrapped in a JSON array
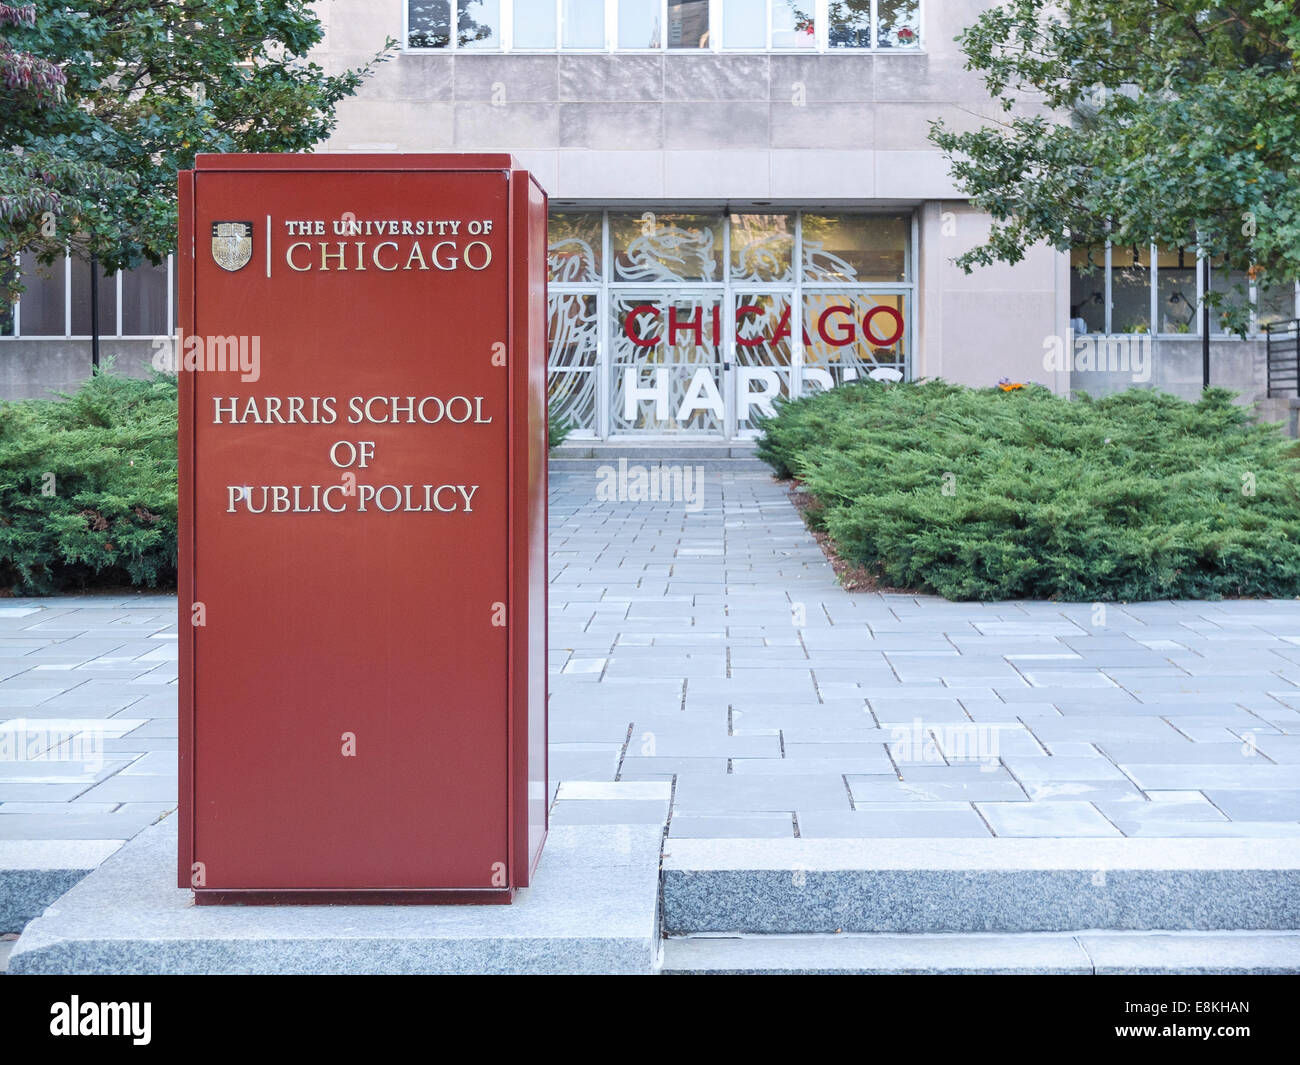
[
  {"x1": 508, "y1": 0, "x2": 559, "y2": 50},
  {"x1": 401, "y1": 0, "x2": 925, "y2": 53},
  {"x1": 2, "y1": 252, "x2": 177, "y2": 341},
  {"x1": 1069, "y1": 240, "x2": 1299, "y2": 339}
]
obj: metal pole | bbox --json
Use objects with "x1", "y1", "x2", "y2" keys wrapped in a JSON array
[
  {"x1": 90, "y1": 252, "x2": 101, "y2": 374},
  {"x1": 1201, "y1": 254, "x2": 1210, "y2": 390}
]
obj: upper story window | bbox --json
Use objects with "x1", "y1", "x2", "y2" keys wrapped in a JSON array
[
  {"x1": 408, "y1": 1, "x2": 502, "y2": 49},
  {"x1": 405, "y1": 0, "x2": 921, "y2": 52}
]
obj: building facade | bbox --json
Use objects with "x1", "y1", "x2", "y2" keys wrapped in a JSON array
[
  {"x1": 3, "y1": 0, "x2": 1295, "y2": 433},
  {"x1": 322, "y1": 0, "x2": 1071, "y2": 440}
]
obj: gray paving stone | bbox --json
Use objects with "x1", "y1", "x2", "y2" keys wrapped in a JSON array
[
  {"x1": 933, "y1": 725, "x2": 1046, "y2": 761},
  {"x1": 0, "y1": 808, "x2": 172, "y2": 840},
  {"x1": 672, "y1": 773, "x2": 852, "y2": 814},
  {"x1": 1043, "y1": 742, "x2": 1103, "y2": 757},
  {"x1": 1170, "y1": 726, "x2": 1250, "y2": 744},
  {"x1": 1018, "y1": 781, "x2": 1146, "y2": 802},
  {"x1": 730, "y1": 757, "x2": 889, "y2": 776},
  {"x1": 0, "y1": 800, "x2": 117, "y2": 814},
  {"x1": 74, "y1": 773, "x2": 180, "y2": 803},
  {"x1": 848, "y1": 775, "x2": 1028, "y2": 804},
  {"x1": 20, "y1": 696, "x2": 145, "y2": 715},
  {"x1": 894, "y1": 765, "x2": 1014, "y2": 783},
  {"x1": 868, "y1": 698, "x2": 973, "y2": 722},
  {"x1": 119, "y1": 719, "x2": 178, "y2": 739},
  {"x1": 977, "y1": 802, "x2": 1123, "y2": 837},
  {"x1": 1027, "y1": 718, "x2": 1197, "y2": 743},
  {"x1": 669, "y1": 815, "x2": 794, "y2": 838},
  {"x1": 1124, "y1": 764, "x2": 1300, "y2": 791},
  {"x1": 621, "y1": 734, "x2": 780, "y2": 758},
  {"x1": 0, "y1": 783, "x2": 93, "y2": 802},
  {"x1": 1169, "y1": 709, "x2": 1282, "y2": 728},
  {"x1": 117, "y1": 802, "x2": 177, "y2": 821},
  {"x1": 750, "y1": 724, "x2": 884, "y2": 743},
  {"x1": 0, "y1": 756, "x2": 135, "y2": 785},
  {"x1": 1250, "y1": 735, "x2": 1300, "y2": 762},
  {"x1": 996, "y1": 691, "x2": 1140, "y2": 710},
  {"x1": 547, "y1": 719, "x2": 633, "y2": 744},
  {"x1": 1204, "y1": 789, "x2": 1300, "y2": 821},
  {"x1": 783, "y1": 741, "x2": 892, "y2": 762},
  {"x1": 116, "y1": 750, "x2": 178, "y2": 776},
  {"x1": 1002, "y1": 757, "x2": 1130, "y2": 783},
  {"x1": 962, "y1": 701, "x2": 1063, "y2": 721},
  {"x1": 550, "y1": 799, "x2": 669, "y2": 825},
  {"x1": 1100, "y1": 741, "x2": 1262, "y2": 765},
  {"x1": 796, "y1": 808, "x2": 992, "y2": 838},
  {"x1": 1127, "y1": 674, "x2": 1287, "y2": 693},
  {"x1": 1095, "y1": 795, "x2": 1227, "y2": 824},
  {"x1": 616, "y1": 756, "x2": 729, "y2": 778}
]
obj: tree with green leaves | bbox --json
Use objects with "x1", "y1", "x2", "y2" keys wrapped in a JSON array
[
  {"x1": 930, "y1": 1, "x2": 1300, "y2": 333},
  {"x1": 0, "y1": 1, "x2": 390, "y2": 300}
]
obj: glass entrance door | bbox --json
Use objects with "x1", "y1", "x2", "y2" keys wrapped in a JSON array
[
  {"x1": 547, "y1": 209, "x2": 915, "y2": 439},
  {"x1": 731, "y1": 291, "x2": 793, "y2": 437},
  {"x1": 610, "y1": 290, "x2": 726, "y2": 435}
]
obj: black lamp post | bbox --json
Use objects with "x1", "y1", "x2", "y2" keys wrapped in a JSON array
[
  {"x1": 89, "y1": 251, "x2": 101, "y2": 374},
  {"x1": 1202, "y1": 254, "x2": 1210, "y2": 390}
]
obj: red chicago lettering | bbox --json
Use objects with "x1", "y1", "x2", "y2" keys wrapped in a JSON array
[
  {"x1": 817, "y1": 305, "x2": 856, "y2": 347},
  {"x1": 668, "y1": 305, "x2": 703, "y2": 346},
  {"x1": 624, "y1": 304, "x2": 661, "y2": 348},
  {"x1": 735, "y1": 305, "x2": 766, "y2": 348},
  {"x1": 863, "y1": 306, "x2": 904, "y2": 347}
]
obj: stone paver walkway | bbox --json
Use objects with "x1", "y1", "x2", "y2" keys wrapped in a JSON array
[
  {"x1": 548, "y1": 468, "x2": 1300, "y2": 839},
  {"x1": 0, "y1": 596, "x2": 177, "y2": 844},
  {"x1": 3, "y1": 467, "x2": 1300, "y2": 851}
]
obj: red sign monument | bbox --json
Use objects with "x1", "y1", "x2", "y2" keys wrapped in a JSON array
[{"x1": 177, "y1": 154, "x2": 548, "y2": 903}]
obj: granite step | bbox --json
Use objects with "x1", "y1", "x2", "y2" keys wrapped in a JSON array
[
  {"x1": 549, "y1": 441, "x2": 769, "y2": 470},
  {"x1": 661, "y1": 931, "x2": 1300, "y2": 975},
  {"x1": 551, "y1": 441, "x2": 760, "y2": 461},
  {"x1": 548, "y1": 457, "x2": 771, "y2": 472},
  {"x1": 662, "y1": 838, "x2": 1300, "y2": 935},
  {"x1": 0, "y1": 840, "x2": 124, "y2": 935}
]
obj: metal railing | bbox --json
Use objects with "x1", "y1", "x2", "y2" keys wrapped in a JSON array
[{"x1": 1266, "y1": 319, "x2": 1300, "y2": 397}]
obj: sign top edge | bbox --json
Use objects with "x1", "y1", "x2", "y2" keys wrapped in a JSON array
[{"x1": 192, "y1": 152, "x2": 522, "y2": 172}]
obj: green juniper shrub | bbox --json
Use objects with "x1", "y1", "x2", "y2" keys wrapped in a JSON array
[
  {"x1": 548, "y1": 413, "x2": 572, "y2": 451},
  {"x1": 755, "y1": 380, "x2": 1300, "y2": 602},
  {"x1": 0, "y1": 370, "x2": 178, "y2": 594}
]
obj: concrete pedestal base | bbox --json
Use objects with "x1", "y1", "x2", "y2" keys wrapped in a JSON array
[{"x1": 9, "y1": 816, "x2": 664, "y2": 975}]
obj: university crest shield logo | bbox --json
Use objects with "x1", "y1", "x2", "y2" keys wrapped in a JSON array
[{"x1": 211, "y1": 221, "x2": 253, "y2": 272}]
